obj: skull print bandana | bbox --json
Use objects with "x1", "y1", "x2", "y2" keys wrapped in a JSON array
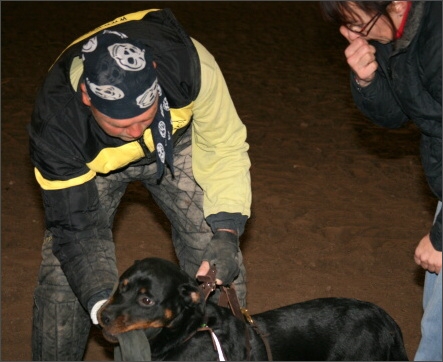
[
  {"x1": 82, "y1": 30, "x2": 174, "y2": 180},
  {"x1": 151, "y1": 83, "x2": 174, "y2": 180}
]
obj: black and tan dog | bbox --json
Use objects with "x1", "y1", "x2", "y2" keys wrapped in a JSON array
[{"x1": 98, "y1": 257, "x2": 408, "y2": 361}]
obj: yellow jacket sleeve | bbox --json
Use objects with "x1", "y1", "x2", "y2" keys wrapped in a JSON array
[{"x1": 191, "y1": 39, "x2": 251, "y2": 218}]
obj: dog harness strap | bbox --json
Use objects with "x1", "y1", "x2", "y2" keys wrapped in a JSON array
[
  {"x1": 197, "y1": 326, "x2": 227, "y2": 361},
  {"x1": 220, "y1": 285, "x2": 273, "y2": 361},
  {"x1": 219, "y1": 286, "x2": 244, "y2": 320},
  {"x1": 242, "y1": 309, "x2": 273, "y2": 361},
  {"x1": 210, "y1": 330, "x2": 226, "y2": 361},
  {"x1": 217, "y1": 285, "x2": 254, "y2": 360}
]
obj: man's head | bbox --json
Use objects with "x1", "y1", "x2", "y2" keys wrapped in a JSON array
[{"x1": 80, "y1": 30, "x2": 160, "y2": 140}]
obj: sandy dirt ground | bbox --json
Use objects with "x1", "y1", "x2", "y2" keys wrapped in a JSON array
[{"x1": 1, "y1": 2, "x2": 437, "y2": 360}]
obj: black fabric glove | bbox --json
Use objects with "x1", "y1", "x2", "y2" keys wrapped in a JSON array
[
  {"x1": 202, "y1": 230, "x2": 240, "y2": 285},
  {"x1": 206, "y1": 212, "x2": 248, "y2": 236}
]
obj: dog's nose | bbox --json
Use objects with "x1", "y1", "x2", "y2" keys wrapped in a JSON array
[{"x1": 99, "y1": 308, "x2": 111, "y2": 326}]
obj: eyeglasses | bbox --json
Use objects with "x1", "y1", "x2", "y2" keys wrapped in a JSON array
[{"x1": 345, "y1": 12, "x2": 382, "y2": 37}]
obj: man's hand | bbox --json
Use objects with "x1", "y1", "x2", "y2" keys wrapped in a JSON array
[
  {"x1": 414, "y1": 234, "x2": 442, "y2": 274},
  {"x1": 339, "y1": 26, "x2": 378, "y2": 87},
  {"x1": 197, "y1": 229, "x2": 240, "y2": 285}
]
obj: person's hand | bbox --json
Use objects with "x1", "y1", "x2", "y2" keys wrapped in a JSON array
[
  {"x1": 339, "y1": 25, "x2": 378, "y2": 87},
  {"x1": 414, "y1": 234, "x2": 442, "y2": 274},
  {"x1": 197, "y1": 229, "x2": 240, "y2": 285}
]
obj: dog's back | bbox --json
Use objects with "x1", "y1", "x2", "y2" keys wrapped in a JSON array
[
  {"x1": 99, "y1": 258, "x2": 409, "y2": 361},
  {"x1": 251, "y1": 298, "x2": 408, "y2": 361}
]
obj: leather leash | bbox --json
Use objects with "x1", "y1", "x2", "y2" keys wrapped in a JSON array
[
  {"x1": 197, "y1": 266, "x2": 273, "y2": 361},
  {"x1": 197, "y1": 264, "x2": 218, "y2": 301},
  {"x1": 241, "y1": 308, "x2": 273, "y2": 361}
]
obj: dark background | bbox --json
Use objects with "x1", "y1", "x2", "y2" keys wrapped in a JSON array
[{"x1": 2, "y1": 2, "x2": 435, "y2": 360}]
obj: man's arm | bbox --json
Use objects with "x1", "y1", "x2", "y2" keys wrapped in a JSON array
[
  {"x1": 190, "y1": 38, "x2": 252, "y2": 224},
  {"x1": 39, "y1": 180, "x2": 118, "y2": 312},
  {"x1": 29, "y1": 122, "x2": 118, "y2": 312},
  {"x1": 190, "y1": 39, "x2": 251, "y2": 284}
]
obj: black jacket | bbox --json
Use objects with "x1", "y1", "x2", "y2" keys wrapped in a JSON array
[{"x1": 351, "y1": 1, "x2": 442, "y2": 251}]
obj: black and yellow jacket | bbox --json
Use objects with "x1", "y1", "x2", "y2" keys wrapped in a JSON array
[{"x1": 28, "y1": 9, "x2": 251, "y2": 309}]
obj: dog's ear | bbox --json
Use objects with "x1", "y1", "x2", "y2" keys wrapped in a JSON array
[{"x1": 179, "y1": 283, "x2": 204, "y2": 308}]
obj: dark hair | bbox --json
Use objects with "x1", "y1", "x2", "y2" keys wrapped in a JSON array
[{"x1": 319, "y1": 1, "x2": 395, "y2": 33}]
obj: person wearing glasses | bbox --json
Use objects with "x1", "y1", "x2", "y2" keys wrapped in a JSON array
[{"x1": 320, "y1": 2, "x2": 441, "y2": 361}]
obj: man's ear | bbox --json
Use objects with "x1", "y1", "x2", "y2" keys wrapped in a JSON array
[{"x1": 80, "y1": 83, "x2": 92, "y2": 106}]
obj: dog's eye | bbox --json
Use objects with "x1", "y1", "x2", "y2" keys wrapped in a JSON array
[{"x1": 140, "y1": 297, "x2": 155, "y2": 306}]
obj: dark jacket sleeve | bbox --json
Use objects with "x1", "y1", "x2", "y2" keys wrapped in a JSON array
[
  {"x1": 29, "y1": 123, "x2": 118, "y2": 311},
  {"x1": 41, "y1": 180, "x2": 118, "y2": 311},
  {"x1": 350, "y1": 70, "x2": 409, "y2": 129},
  {"x1": 430, "y1": 207, "x2": 442, "y2": 251}
]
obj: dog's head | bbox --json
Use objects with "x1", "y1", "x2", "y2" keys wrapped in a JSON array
[{"x1": 98, "y1": 257, "x2": 205, "y2": 343}]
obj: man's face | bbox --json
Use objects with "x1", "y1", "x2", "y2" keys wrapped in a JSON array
[{"x1": 81, "y1": 83, "x2": 159, "y2": 142}]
